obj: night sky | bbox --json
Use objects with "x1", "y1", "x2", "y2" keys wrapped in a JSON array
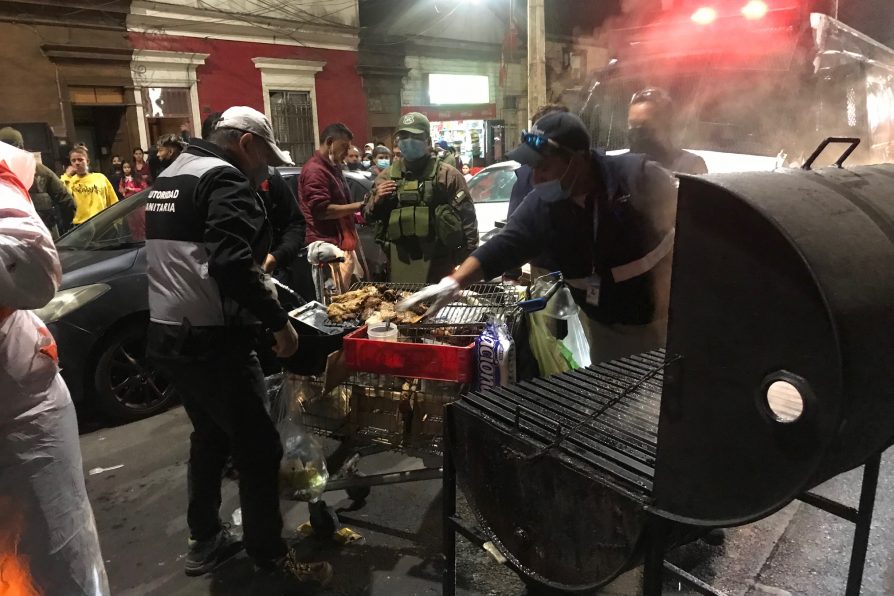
[
  {"x1": 839, "y1": 0, "x2": 894, "y2": 45},
  {"x1": 359, "y1": 0, "x2": 894, "y2": 50}
]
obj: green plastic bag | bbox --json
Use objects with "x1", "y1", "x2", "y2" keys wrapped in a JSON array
[{"x1": 528, "y1": 312, "x2": 578, "y2": 376}]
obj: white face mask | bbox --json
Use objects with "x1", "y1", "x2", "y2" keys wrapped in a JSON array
[{"x1": 361, "y1": 160, "x2": 371, "y2": 168}]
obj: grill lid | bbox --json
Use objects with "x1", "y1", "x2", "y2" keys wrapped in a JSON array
[{"x1": 653, "y1": 163, "x2": 894, "y2": 526}]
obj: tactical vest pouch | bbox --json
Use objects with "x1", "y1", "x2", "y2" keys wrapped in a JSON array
[
  {"x1": 433, "y1": 204, "x2": 463, "y2": 250},
  {"x1": 388, "y1": 206, "x2": 431, "y2": 241}
]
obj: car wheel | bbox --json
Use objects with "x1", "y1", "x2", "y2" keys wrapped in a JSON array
[{"x1": 93, "y1": 320, "x2": 176, "y2": 422}]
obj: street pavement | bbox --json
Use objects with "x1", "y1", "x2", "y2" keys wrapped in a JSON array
[{"x1": 78, "y1": 404, "x2": 894, "y2": 595}]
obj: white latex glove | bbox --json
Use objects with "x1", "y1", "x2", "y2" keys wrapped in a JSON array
[
  {"x1": 307, "y1": 241, "x2": 344, "y2": 265},
  {"x1": 396, "y1": 276, "x2": 461, "y2": 318}
]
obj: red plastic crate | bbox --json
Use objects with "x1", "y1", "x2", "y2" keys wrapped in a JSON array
[{"x1": 343, "y1": 326, "x2": 476, "y2": 383}]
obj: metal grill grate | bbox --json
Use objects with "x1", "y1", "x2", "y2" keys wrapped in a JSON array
[
  {"x1": 347, "y1": 281, "x2": 524, "y2": 342},
  {"x1": 457, "y1": 350, "x2": 667, "y2": 498}
]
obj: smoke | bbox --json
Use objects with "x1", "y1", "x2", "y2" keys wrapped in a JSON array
[{"x1": 561, "y1": 4, "x2": 894, "y2": 165}]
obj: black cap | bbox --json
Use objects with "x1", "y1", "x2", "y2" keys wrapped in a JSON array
[{"x1": 506, "y1": 111, "x2": 591, "y2": 167}]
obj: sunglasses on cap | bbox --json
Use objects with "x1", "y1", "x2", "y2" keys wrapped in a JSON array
[{"x1": 520, "y1": 131, "x2": 564, "y2": 153}]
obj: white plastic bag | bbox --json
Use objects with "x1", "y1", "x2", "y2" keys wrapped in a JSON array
[
  {"x1": 561, "y1": 315, "x2": 592, "y2": 369},
  {"x1": 542, "y1": 286, "x2": 591, "y2": 369},
  {"x1": 271, "y1": 375, "x2": 330, "y2": 502}
]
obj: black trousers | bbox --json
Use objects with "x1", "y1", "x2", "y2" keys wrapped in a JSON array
[{"x1": 155, "y1": 340, "x2": 287, "y2": 562}]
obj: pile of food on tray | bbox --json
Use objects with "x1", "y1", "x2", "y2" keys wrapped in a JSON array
[{"x1": 326, "y1": 285, "x2": 430, "y2": 325}]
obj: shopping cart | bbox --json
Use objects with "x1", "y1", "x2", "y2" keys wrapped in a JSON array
[{"x1": 275, "y1": 281, "x2": 526, "y2": 536}]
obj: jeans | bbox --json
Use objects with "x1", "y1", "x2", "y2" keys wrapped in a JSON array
[{"x1": 156, "y1": 342, "x2": 286, "y2": 562}]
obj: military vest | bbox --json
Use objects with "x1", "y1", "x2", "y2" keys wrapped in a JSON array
[{"x1": 383, "y1": 156, "x2": 463, "y2": 250}]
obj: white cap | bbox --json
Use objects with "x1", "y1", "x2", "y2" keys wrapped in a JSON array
[{"x1": 216, "y1": 106, "x2": 293, "y2": 166}]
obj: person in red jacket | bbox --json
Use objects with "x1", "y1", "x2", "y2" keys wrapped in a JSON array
[
  {"x1": 298, "y1": 123, "x2": 364, "y2": 292},
  {"x1": 118, "y1": 161, "x2": 148, "y2": 198}
]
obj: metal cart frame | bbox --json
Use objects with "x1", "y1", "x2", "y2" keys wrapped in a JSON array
[{"x1": 282, "y1": 281, "x2": 525, "y2": 535}]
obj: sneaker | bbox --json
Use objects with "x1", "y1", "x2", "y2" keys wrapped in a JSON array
[
  {"x1": 185, "y1": 526, "x2": 243, "y2": 577},
  {"x1": 256, "y1": 550, "x2": 333, "y2": 588}
]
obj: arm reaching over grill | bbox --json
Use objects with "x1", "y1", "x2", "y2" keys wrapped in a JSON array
[
  {"x1": 396, "y1": 277, "x2": 461, "y2": 318},
  {"x1": 469, "y1": 193, "x2": 549, "y2": 280}
]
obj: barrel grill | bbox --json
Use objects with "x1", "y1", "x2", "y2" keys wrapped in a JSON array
[{"x1": 445, "y1": 146, "x2": 894, "y2": 594}]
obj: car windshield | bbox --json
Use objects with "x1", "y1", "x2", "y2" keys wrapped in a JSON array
[
  {"x1": 468, "y1": 168, "x2": 516, "y2": 203},
  {"x1": 56, "y1": 191, "x2": 149, "y2": 251}
]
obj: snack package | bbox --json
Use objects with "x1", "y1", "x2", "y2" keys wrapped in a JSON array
[{"x1": 475, "y1": 317, "x2": 517, "y2": 391}]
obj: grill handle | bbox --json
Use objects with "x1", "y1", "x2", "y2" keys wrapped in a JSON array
[{"x1": 802, "y1": 137, "x2": 861, "y2": 171}]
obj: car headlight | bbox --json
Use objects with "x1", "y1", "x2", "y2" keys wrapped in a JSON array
[{"x1": 32, "y1": 283, "x2": 111, "y2": 324}]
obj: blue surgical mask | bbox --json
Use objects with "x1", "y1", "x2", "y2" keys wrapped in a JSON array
[
  {"x1": 532, "y1": 159, "x2": 576, "y2": 203},
  {"x1": 532, "y1": 178, "x2": 570, "y2": 203},
  {"x1": 376, "y1": 159, "x2": 390, "y2": 169},
  {"x1": 361, "y1": 160, "x2": 371, "y2": 169},
  {"x1": 398, "y1": 138, "x2": 429, "y2": 161}
]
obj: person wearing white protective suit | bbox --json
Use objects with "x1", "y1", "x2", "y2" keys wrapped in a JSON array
[{"x1": 0, "y1": 142, "x2": 110, "y2": 595}]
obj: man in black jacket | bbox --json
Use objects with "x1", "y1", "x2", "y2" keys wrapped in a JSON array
[
  {"x1": 200, "y1": 112, "x2": 309, "y2": 304},
  {"x1": 401, "y1": 111, "x2": 677, "y2": 363},
  {"x1": 145, "y1": 106, "x2": 331, "y2": 587},
  {"x1": 260, "y1": 167, "x2": 308, "y2": 307},
  {"x1": 628, "y1": 87, "x2": 708, "y2": 175}
]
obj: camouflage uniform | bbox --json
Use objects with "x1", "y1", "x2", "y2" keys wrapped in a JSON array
[{"x1": 363, "y1": 113, "x2": 478, "y2": 283}]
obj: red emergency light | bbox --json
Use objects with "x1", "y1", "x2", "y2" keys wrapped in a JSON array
[
  {"x1": 741, "y1": 0, "x2": 769, "y2": 20},
  {"x1": 691, "y1": 6, "x2": 718, "y2": 25}
]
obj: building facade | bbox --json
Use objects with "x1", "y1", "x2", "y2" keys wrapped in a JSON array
[
  {"x1": 126, "y1": 0, "x2": 367, "y2": 165},
  {"x1": 359, "y1": 0, "x2": 527, "y2": 166},
  {"x1": 0, "y1": 0, "x2": 140, "y2": 173}
]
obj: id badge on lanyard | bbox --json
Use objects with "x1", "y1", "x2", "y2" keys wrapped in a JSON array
[
  {"x1": 585, "y1": 275, "x2": 601, "y2": 306},
  {"x1": 586, "y1": 194, "x2": 600, "y2": 306}
]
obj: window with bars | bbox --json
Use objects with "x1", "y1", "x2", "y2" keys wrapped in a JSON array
[
  {"x1": 269, "y1": 91, "x2": 315, "y2": 165},
  {"x1": 143, "y1": 87, "x2": 192, "y2": 119}
]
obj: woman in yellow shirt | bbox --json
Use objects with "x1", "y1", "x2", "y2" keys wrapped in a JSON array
[{"x1": 60, "y1": 147, "x2": 118, "y2": 225}]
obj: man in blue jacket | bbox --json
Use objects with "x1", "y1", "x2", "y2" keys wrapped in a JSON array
[{"x1": 402, "y1": 111, "x2": 677, "y2": 363}]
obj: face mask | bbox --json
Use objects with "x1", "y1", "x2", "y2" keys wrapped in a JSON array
[
  {"x1": 376, "y1": 159, "x2": 390, "y2": 169},
  {"x1": 532, "y1": 158, "x2": 576, "y2": 203},
  {"x1": 398, "y1": 138, "x2": 428, "y2": 162},
  {"x1": 361, "y1": 160, "x2": 371, "y2": 169},
  {"x1": 628, "y1": 127, "x2": 669, "y2": 163},
  {"x1": 347, "y1": 161, "x2": 362, "y2": 171},
  {"x1": 249, "y1": 141, "x2": 269, "y2": 187}
]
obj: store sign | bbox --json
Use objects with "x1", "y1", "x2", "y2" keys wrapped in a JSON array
[
  {"x1": 402, "y1": 104, "x2": 498, "y2": 121},
  {"x1": 428, "y1": 74, "x2": 489, "y2": 105}
]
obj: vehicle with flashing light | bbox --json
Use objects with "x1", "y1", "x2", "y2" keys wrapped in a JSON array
[{"x1": 580, "y1": 1, "x2": 894, "y2": 170}]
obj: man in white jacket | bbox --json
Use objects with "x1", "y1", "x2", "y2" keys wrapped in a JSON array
[{"x1": 0, "y1": 142, "x2": 110, "y2": 595}]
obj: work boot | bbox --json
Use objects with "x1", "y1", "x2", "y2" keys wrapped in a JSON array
[
  {"x1": 255, "y1": 550, "x2": 334, "y2": 588},
  {"x1": 184, "y1": 525, "x2": 243, "y2": 576}
]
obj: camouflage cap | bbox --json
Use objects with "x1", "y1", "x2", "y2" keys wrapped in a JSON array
[
  {"x1": 396, "y1": 112, "x2": 431, "y2": 135},
  {"x1": 0, "y1": 126, "x2": 24, "y2": 149}
]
